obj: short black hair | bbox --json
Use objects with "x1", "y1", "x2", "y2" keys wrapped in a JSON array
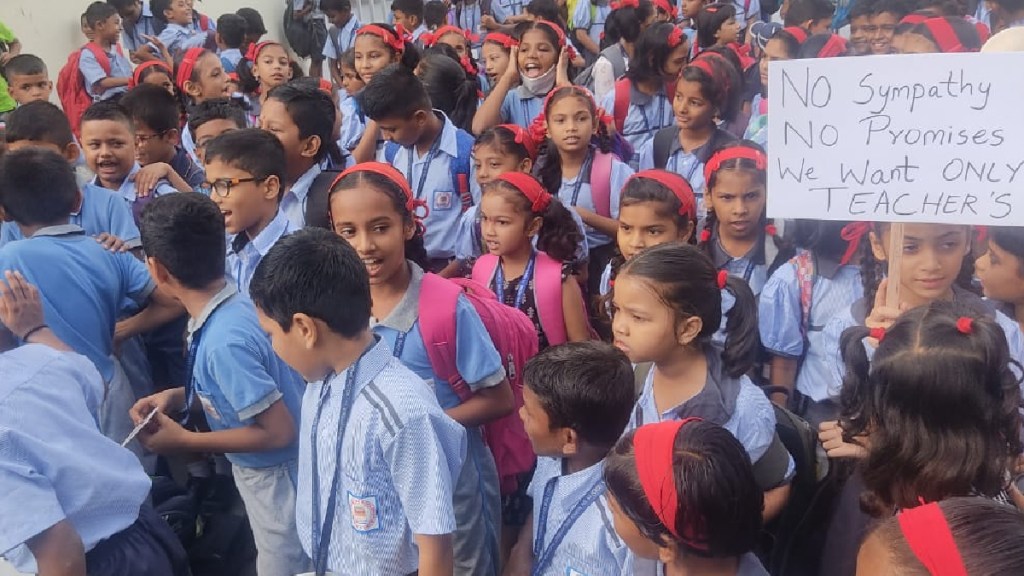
[
  {"x1": 236, "y1": 7, "x2": 268, "y2": 34},
  {"x1": 204, "y1": 129, "x2": 287, "y2": 199},
  {"x1": 249, "y1": 228, "x2": 371, "y2": 338},
  {"x1": 186, "y1": 98, "x2": 248, "y2": 135},
  {"x1": 784, "y1": 0, "x2": 835, "y2": 26},
  {"x1": 81, "y1": 100, "x2": 135, "y2": 132},
  {"x1": 106, "y1": 0, "x2": 138, "y2": 9},
  {"x1": 5, "y1": 101, "x2": 74, "y2": 148},
  {"x1": 321, "y1": 0, "x2": 353, "y2": 11},
  {"x1": 151, "y1": 0, "x2": 172, "y2": 22},
  {"x1": 391, "y1": 0, "x2": 425, "y2": 18},
  {"x1": 357, "y1": 64, "x2": 430, "y2": 120},
  {"x1": 119, "y1": 84, "x2": 181, "y2": 134},
  {"x1": 217, "y1": 14, "x2": 247, "y2": 48},
  {"x1": 85, "y1": 1, "x2": 118, "y2": 27},
  {"x1": 2, "y1": 54, "x2": 47, "y2": 82},
  {"x1": 424, "y1": 0, "x2": 448, "y2": 27},
  {"x1": 523, "y1": 341, "x2": 635, "y2": 450},
  {"x1": 0, "y1": 148, "x2": 78, "y2": 226},
  {"x1": 266, "y1": 81, "x2": 339, "y2": 164},
  {"x1": 139, "y1": 193, "x2": 226, "y2": 289}
]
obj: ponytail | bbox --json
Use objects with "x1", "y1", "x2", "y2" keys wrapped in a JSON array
[
  {"x1": 720, "y1": 274, "x2": 759, "y2": 378},
  {"x1": 537, "y1": 200, "x2": 584, "y2": 263}
]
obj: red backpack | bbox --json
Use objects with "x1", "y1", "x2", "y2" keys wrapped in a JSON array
[
  {"x1": 57, "y1": 43, "x2": 110, "y2": 138},
  {"x1": 418, "y1": 274, "x2": 539, "y2": 495}
]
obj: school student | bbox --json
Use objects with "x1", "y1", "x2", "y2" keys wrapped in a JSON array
[
  {"x1": 2, "y1": 54, "x2": 53, "y2": 105},
  {"x1": 393, "y1": 0, "x2": 431, "y2": 43},
  {"x1": 744, "y1": 28, "x2": 800, "y2": 149},
  {"x1": 695, "y1": 3, "x2": 743, "y2": 51},
  {"x1": 864, "y1": 0, "x2": 909, "y2": 54},
  {"x1": 108, "y1": 0, "x2": 158, "y2": 62},
  {"x1": 173, "y1": 48, "x2": 229, "y2": 162},
  {"x1": 80, "y1": 2, "x2": 134, "y2": 102},
  {"x1": 0, "y1": 272, "x2": 189, "y2": 576},
  {"x1": 215, "y1": 13, "x2": 248, "y2": 73},
  {"x1": 571, "y1": 0, "x2": 614, "y2": 60},
  {"x1": 606, "y1": 419, "x2": 768, "y2": 576},
  {"x1": 976, "y1": 227, "x2": 1024, "y2": 332},
  {"x1": 153, "y1": 0, "x2": 216, "y2": 59},
  {"x1": 129, "y1": 193, "x2": 310, "y2": 576},
  {"x1": 120, "y1": 84, "x2": 205, "y2": 192},
  {"x1": 589, "y1": 0, "x2": 655, "y2": 104},
  {"x1": 187, "y1": 97, "x2": 248, "y2": 165},
  {"x1": 247, "y1": 227, "x2": 466, "y2": 575},
  {"x1": 782, "y1": 0, "x2": 834, "y2": 33},
  {"x1": 322, "y1": 0, "x2": 362, "y2": 87},
  {"x1": 238, "y1": 6, "x2": 269, "y2": 47},
  {"x1": 415, "y1": 52, "x2": 481, "y2": 134},
  {"x1": 131, "y1": 60, "x2": 176, "y2": 94},
  {"x1": 480, "y1": 32, "x2": 515, "y2": 90},
  {"x1": 893, "y1": 16, "x2": 983, "y2": 53},
  {"x1": 504, "y1": 342, "x2": 636, "y2": 575}
]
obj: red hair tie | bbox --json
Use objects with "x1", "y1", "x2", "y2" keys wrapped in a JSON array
[
  {"x1": 869, "y1": 327, "x2": 886, "y2": 342},
  {"x1": 633, "y1": 419, "x2": 708, "y2": 548},
  {"x1": 782, "y1": 26, "x2": 809, "y2": 44},
  {"x1": 765, "y1": 223, "x2": 778, "y2": 237},
  {"x1": 330, "y1": 162, "x2": 429, "y2": 224},
  {"x1": 628, "y1": 170, "x2": 697, "y2": 220},
  {"x1": 955, "y1": 317, "x2": 974, "y2": 334},
  {"x1": 496, "y1": 124, "x2": 539, "y2": 160},
  {"x1": 245, "y1": 41, "x2": 280, "y2": 62},
  {"x1": 897, "y1": 502, "x2": 968, "y2": 576},
  {"x1": 716, "y1": 270, "x2": 729, "y2": 289},
  {"x1": 611, "y1": 0, "x2": 640, "y2": 9},
  {"x1": 700, "y1": 229, "x2": 712, "y2": 243},
  {"x1": 227, "y1": 72, "x2": 239, "y2": 82},
  {"x1": 703, "y1": 146, "x2": 767, "y2": 185},
  {"x1": 652, "y1": 0, "x2": 678, "y2": 18},
  {"x1": 667, "y1": 25, "x2": 684, "y2": 49},
  {"x1": 817, "y1": 34, "x2": 847, "y2": 58},
  {"x1": 358, "y1": 24, "x2": 406, "y2": 55},
  {"x1": 131, "y1": 60, "x2": 172, "y2": 89},
  {"x1": 317, "y1": 78, "x2": 334, "y2": 95},
  {"x1": 839, "y1": 222, "x2": 872, "y2": 266},
  {"x1": 485, "y1": 32, "x2": 518, "y2": 49},
  {"x1": 175, "y1": 47, "x2": 205, "y2": 91},
  {"x1": 921, "y1": 17, "x2": 966, "y2": 53},
  {"x1": 497, "y1": 172, "x2": 552, "y2": 213},
  {"x1": 460, "y1": 55, "x2": 479, "y2": 76}
]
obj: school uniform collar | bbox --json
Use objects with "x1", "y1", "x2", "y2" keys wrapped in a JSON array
[
  {"x1": 91, "y1": 163, "x2": 142, "y2": 204},
  {"x1": 371, "y1": 261, "x2": 424, "y2": 333},
  {"x1": 427, "y1": 111, "x2": 460, "y2": 160},
  {"x1": 324, "y1": 333, "x2": 393, "y2": 394},
  {"x1": 553, "y1": 457, "x2": 606, "y2": 491},
  {"x1": 230, "y1": 209, "x2": 293, "y2": 256},
  {"x1": 287, "y1": 163, "x2": 323, "y2": 205},
  {"x1": 30, "y1": 224, "x2": 87, "y2": 238},
  {"x1": 653, "y1": 346, "x2": 740, "y2": 425},
  {"x1": 142, "y1": 0, "x2": 153, "y2": 17},
  {"x1": 411, "y1": 24, "x2": 429, "y2": 42},
  {"x1": 165, "y1": 22, "x2": 190, "y2": 34},
  {"x1": 187, "y1": 283, "x2": 237, "y2": 336},
  {"x1": 629, "y1": 82, "x2": 655, "y2": 106},
  {"x1": 709, "y1": 227, "x2": 766, "y2": 269},
  {"x1": 667, "y1": 127, "x2": 731, "y2": 158},
  {"x1": 221, "y1": 47, "x2": 241, "y2": 59}
]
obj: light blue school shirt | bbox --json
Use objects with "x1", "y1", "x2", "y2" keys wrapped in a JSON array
[
  {"x1": 600, "y1": 84, "x2": 673, "y2": 169},
  {"x1": 339, "y1": 95, "x2": 365, "y2": 152},
  {"x1": 281, "y1": 163, "x2": 324, "y2": 229},
  {"x1": 323, "y1": 17, "x2": 361, "y2": 60},
  {"x1": 88, "y1": 163, "x2": 177, "y2": 222},
  {"x1": 226, "y1": 210, "x2": 297, "y2": 297},
  {"x1": 0, "y1": 346, "x2": 151, "y2": 574},
  {"x1": 527, "y1": 457, "x2": 629, "y2": 576},
  {"x1": 500, "y1": 87, "x2": 546, "y2": 128},
  {"x1": 0, "y1": 225, "x2": 154, "y2": 382},
  {"x1": 187, "y1": 285, "x2": 304, "y2": 468},
  {"x1": 454, "y1": 203, "x2": 590, "y2": 263},
  {"x1": 637, "y1": 132, "x2": 718, "y2": 217},
  {"x1": 571, "y1": 0, "x2": 613, "y2": 53},
  {"x1": 633, "y1": 552, "x2": 769, "y2": 576},
  {"x1": 392, "y1": 113, "x2": 475, "y2": 260},
  {"x1": 296, "y1": 336, "x2": 465, "y2": 574},
  {"x1": 158, "y1": 22, "x2": 211, "y2": 58},
  {"x1": 709, "y1": 228, "x2": 769, "y2": 297},
  {"x1": 491, "y1": 0, "x2": 527, "y2": 22},
  {"x1": 79, "y1": 46, "x2": 133, "y2": 101},
  {"x1": 744, "y1": 94, "x2": 768, "y2": 149},
  {"x1": 0, "y1": 185, "x2": 139, "y2": 247},
  {"x1": 121, "y1": 1, "x2": 158, "y2": 54},
  {"x1": 219, "y1": 48, "x2": 243, "y2": 73},
  {"x1": 457, "y1": 3, "x2": 484, "y2": 47},
  {"x1": 411, "y1": 23, "x2": 429, "y2": 44},
  {"x1": 556, "y1": 151, "x2": 633, "y2": 249},
  {"x1": 731, "y1": 0, "x2": 760, "y2": 29},
  {"x1": 758, "y1": 253, "x2": 862, "y2": 402}
]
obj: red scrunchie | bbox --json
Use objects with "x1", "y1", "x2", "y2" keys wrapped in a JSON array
[
  {"x1": 955, "y1": 317, "x2": 973, "y2": 334},
  {"x1": 869, "y1": 327, "x2": 886, "y2": 342},
  {"x1": 496, "y1": 124, "x2": 539, "y2": 160},
  {"x1": 839, "y1": 222, "x2": 872, "y2": 266}
]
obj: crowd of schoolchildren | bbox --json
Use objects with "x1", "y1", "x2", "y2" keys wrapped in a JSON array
[{"x1": 3, "y1": 0, "x2": 1024, "y2": 574}]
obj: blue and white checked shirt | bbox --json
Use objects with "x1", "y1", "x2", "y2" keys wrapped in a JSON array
[
  {"x1": 281, "y1": 163, "x2": 324, "y2": 229},
  {"x1": 226, "y1": 210, "x2": 298, "y2": 297},
  {"x1": 296, "y1": 336, "x2": 466, "y2": 574}
]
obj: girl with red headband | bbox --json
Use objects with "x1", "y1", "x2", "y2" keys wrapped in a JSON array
[
  {"x1": 480, "y1": 32, "x2": 516, "y2": 89},
  {"x1": 236, "y1": 42, "x2": 296, "y2": 106},
  {"x1": 611, "y1": 242, "x2": 794, "y2": 519},
  {"x1": 172, "y1": 48, "x2": 228, "y2": 163},
  {"x1": 586, "y1": 0, "x2": 655, "y2": 103},
  {"x1": 131, "y1": 60, "x2": 175, "y2": 96},
  {"x1": 976, "y1": 227, "x2": 1024, "y2": 333},
  {"x1": 422, "y1": 25, "x2": 477, "y2": 59},
  {"x1": 604, "y1": 419, "x2": 769, "y2": 576},
  {"x1": 653, "y1": 0, "x2": 679, "y2": 21},
  {"x1": 744, "y1": 28, "x2": 801, "y2": 149},
  {"x1": 472, "y1": 172, "x2": 591, "y2": 347},
  {"x1": 327, "y1": 163, "x2": 512, "y2": 576},
  {"x1": 893, "y1": 16, "x2": 984, "y2": 52}
]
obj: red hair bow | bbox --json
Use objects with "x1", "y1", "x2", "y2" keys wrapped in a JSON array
[
  {"x1": 839, "y1": 222, "x2": 872, "y2": 266},
  {"x1": 716, "y1": 270, "x2": 729, "y2": 290},
  {"x1": 869, "y1": 327, "x2": 886, "y2": 342},
  {"x1": 955, "y1": 317, "x2": 973, "y2": 334},
  {"x1": 497, "y1": 124, "x2": 540, "y2": 160},
  {"x1": 667, "y1": 25, "x2": 685, "y2": 49}
]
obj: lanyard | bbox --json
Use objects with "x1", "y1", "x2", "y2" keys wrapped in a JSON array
[
  {"x1": 635, "y1": 95, "x2": 667, "y2": 137},
  {"x1": 406, "y1": 136, "x2": 444, "y2": 201},
  {"x1": 567, "y1": 150, "x2": 595, "y2": 207},
  {"x1": 494, "y1": 252, "x2": 537, "y2": 310},
  {"x1": 392, "y1": 330, "x2": 408, "y2": 358},
  {"x1": 180, "y1": 294, "x2": 233, "y2": 425},
  {"x1": 531, "y1": 476, "x2": 606, "y2": 576},
  {"x1": 310, "y1": 357, "x2": 364, "y2": 575}
]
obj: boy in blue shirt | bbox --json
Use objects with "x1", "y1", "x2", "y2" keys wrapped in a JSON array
[
  {"x1": 129, "y1": 193, "x2": 311, "y2": 576},
  {"x1": 108, "y1": 0, "x2": 158, "y2": 62},
  {"x1": 203, "y1": 128, "x2": 298, "y2": 295},
  {"x1": 322, "y1": 0, "x2": 361, "y2": 88},
  {"x1": 120, "y1": 84, "x2": 205, "y2": 191},
  {"x1": 215, "y1": 13, "x2": 247, "y2": 72},
  {"x1": 153, "y1": 0, "x2": 215, "y2": 58},
  {"x1": 80, "y1": 2, "x2": 134, "y2": 101},
  {"x1": 508, "y1": 342, "x2": 637, "y2": 575},
  {"x1": 248, "y1": 227, "x2": 467, "y2": 575},
  {"x1": 357, "y1": 64, "x2": 477, "y2": 274}
]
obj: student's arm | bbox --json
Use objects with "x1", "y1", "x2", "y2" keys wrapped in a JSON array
[
  {"x1": 415, "y1": 533, "x2": 455, "y2": 576},
  {"x1": 472, "y1": 46, "x2": 518, "y2": 134},
  {"x1": 138, "y1": 398, "x2": 296, "y2": 454},
  {"x1": 26, "y1": 520, "x2": 87, "y2": 576},
  {"x1": 327, "y1": 58, "x2": 344, "y2": 87},
  {"x1": 134, "y1": 162, "x2": 193, "y2": 195},
  {"x1": 573, "y1": 29, "x2": 600, "y2": 56},
  {"x1": 114, "y1": 285, "x2": 186, "y2": 343},
  {"x1": 503, "y1": 512, "x2": 534, "y2": 576},
  {"x1": 446, "y1": 380, "x2": 514, "y2": 427},
  {"x1": 0, "y1": 37, "x2": 21, "y2": 66},
  {"x1": 763, "y1": 484, "x2": 791, "y2": 522},
  {"x1": 352, "y1": 118, "x2": 381, "y2": 163},
  {"x1": 562, "y1": 276, "x2": 592, "y2": 342},
  {"x1": 768, "y1": 356, "x2": 798, "y2": 407}
]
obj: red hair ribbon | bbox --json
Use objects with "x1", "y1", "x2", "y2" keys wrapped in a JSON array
[
  {"x1": 703, "y1": 146, "x2": 767, "y2": 185},
  {"x1": 897, "y1": 502, "x2": 968, "y2": 576},
  {"x1": 869, "y1": 327, "x2": 886, "y2": 342},
  {"x1": 535, "y1": 20, "x2": 580, "y2": 60},
  {"x1": 422, "y1": 25, "x2": 478, "y2": 47},
  {"x1": 974, "y1": 226, "x2": 988, "y2": 246},
  {"x1": 652, "y1": 0, "x2": 678, "y2": 18},
  {"x1": 716, "y1": 270, "x2": 729, "y2": 290},
  {"x1": 227, "y1": 71, "x2": 239, "y2": 82},
  {"x1": 245, "y1": 41, "x2": 280, "y2": 62},
  {"x1": 955, "y1": 317, "x2": 974, "y2": 334},
  {"x1": 839, "y1": 222, "x2": 872, "y2": 266},
  {"x1": 497, "y1": 124, "x2": 539, "y2": 160},
  {"x1": 921, "y1": 17, "x2": 966, "y2": 53},
  {"x1": 318, "y1": 78, "x2": 334, "y2": 95},
  {"x1": 460, "y1": 55, "x2": 479, "y2": 76},
  {"x1": 667, "y1": 25, "x2": 685, "y2": 49},
  {"x1": 485, "y1": 32, "x2": 519, "y2": 49},
  {"x1": 497, "y1": 172, "x2": 552, "y2": 213},
  {"x1": 633, "y1": 419, "x2": 708, "y2": 548},
  {"x1": 782, "y1": 26, "x2": 809, "y2": 44},
  {"x1": 175, "y1": 47, "x2": 205, "y2": 91},
  {"x1": 131, "y1": 59, "x2": 172, "y2": 88},
  {"x1": 358, "y1": 24, "x2": 407, "y2": 55},
  {"x1": 817, "y1": 34, "x2": 848, "y2": 58},
  {"x1": 700, "y1": 229, "x2": 712, "y2": 243},
  {"x1": 611, "y1": 0, "x2": 640, "y2": 9},
  {"x1": 628, "y1": 170, "x2": 697, "y2": 220},
  {"x1": 330, "y1": 162, "x2": 429, "y2": 223}
]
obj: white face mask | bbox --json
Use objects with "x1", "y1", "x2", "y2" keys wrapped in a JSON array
[{"x1": 520, "y1": 65, "x2": 556, "y2": 97}]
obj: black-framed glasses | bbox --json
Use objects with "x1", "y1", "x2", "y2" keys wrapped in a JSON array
[
  {"x1": 135, "y1": 130, "x2": 169, "y2": 144},
  {"x1": 199, "y1": 177, "x2": 265, "y2": 198}
]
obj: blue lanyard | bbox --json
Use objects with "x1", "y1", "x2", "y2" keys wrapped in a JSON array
[
  {"x1": 309, "y1": 357, "x2": 364, "y2": 575},
  {"x1": 637, "y1": 96, "x2": 668, "y2": 137},
  {"x1": 494, "y1": 252, "x2": 537, "y2": 310},
  {"x1": 406, "y1": 135, "x2": 443, "y2": 201},
  {"x1": 180, "y1": 294, "x2": 233, "y2": 425},
  {"x1": 568, "y1": 150, "x2": 595, "y2": 207},
  {"x1": 531, "y1": 476, "x2": 606, "y2": 576},
  {"x1": 392, "y1": 330, "x2": 408, "y2": 358}
]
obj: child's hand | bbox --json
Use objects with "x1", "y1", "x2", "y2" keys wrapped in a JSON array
[
  {"x1": 481, "y1": 14, "x2": 498, "y2": 29},
  {"x1": 133, "y1": 163, "x2": 172, "y2": 198},
  {"x1": 556, "y1": 47, "x2": 571, "y2": 87},
  {"x1": 502, "y1": 46, "x2": 520, "y2": 86},
  {"x1": 95, "y1": 233, "x2": 128, "y2": 252},
  {"x1": 0, "y1": 271, "x2": 45, "y2": 339},
  {"x1": 818, "y1": 420, "x2": 868, "y2": 460},
  {"x1": 865, "y1": 279, "x2": 905, "y2": 347},
  {"x1": 573, "y1": 206, "x2": 598, "y2": 226},
  {"x1": 130, "y1": 388, "x2": 182, "y2": 425},
  {"x1": 137, "y1": 411, "x2": 191, "y2": 453}
]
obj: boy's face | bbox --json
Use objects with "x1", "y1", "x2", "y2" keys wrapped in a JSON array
[
  {"x1": 869, "y1": 11, "x2": 900, "y2": 54},
  {"x1": 204, "y1": 158, "x2": 278, "y2": 236},
  {"x1": 255, "y1": 307, "x2": 322, "y2": 382},
  {"x1": 848, "y1": 15, "x2": 872, "y2": 55},
  {"x1": 94, "y1": 14, "x2": 124, "y2": 43},
  {"x1": 194, "y1": 119, "x2": 241, "y2": 164},
  {"x1": 81, "y1": 17, "x2": 94, "y2": 41},
  {"x1": 392, "y1": 9, "x2": 419, "y2": 31},
  {"x1": 116, "y1": 0, "x2": 143, "y2": 23},
  {"x1": 519, "y1": 386, "x2": 571, "y2": 457},
  {"x1": 808, "y1": 17, "x2": 832, "y2": 35},
  {"x1": 375, "y1": 112, "x2": 425, "y2": 148},
  {"x1": 81, "y1": 119, "x2": 136, "y2": 187},
  {"x1": 7, "y1": 72, "x2": 53, "y2": 105},
  {"x1": 164, "y1": 0, "x2": 193, "y2": 25},
  {"x1": 326, "y1": 8, "x2": 352, "y2": 28},
  {"x1": 133, "y1": 121, "x2": 178, "y2": 166}
]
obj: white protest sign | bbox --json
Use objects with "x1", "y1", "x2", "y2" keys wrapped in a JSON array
[{"x1": 767, "y1": 52, "x2": 1024, "y2": 225}]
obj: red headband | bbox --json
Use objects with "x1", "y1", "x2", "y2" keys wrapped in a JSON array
[
  {"x1": 782, "y1": 26, "x2": 809, "y2": 44},
  {"x1": 497, "y1": 124, "x2": 539, "y2": 160},
  {"x1": 921, "y1": 18, "x2": 967, "y2": 53},
  {"x1": 611, "y1": 0, "x2": 640, "y2": 9},
  {"x1": 531, "y1": 86, "x2": 601, "y2": 142},
  {"x1": 652, "y1": 0, "x2": 678, "y2": 19},
  {"x1": 686, "y1": 53, "x2": 731, "y2": 98},
  {"x1": 897, "y1": 502, "x2": 968, "y2": 576},
  {"x1": 628, "y1": 170, "x2": 697, "y2": 220},
  {"x1": 245, "y1": 41, "x2": 280, "y2": 62},
  {"x1": 817, "y1": 34, "x2": 848, "y2": 58},
  {"x1": 704, "y1": 146, "x2": 767, "y2": 184},
  {"x1": 175, "y1": 47, "x2": 205, "y2": 91},
  {"x1": 633, "y1": 419, "x2": 708, "y2": 548},
  {"x1": 534, "y1": 20, "x2": 579, "y2": 60},
  {"x1": 485, "y1": 32, "x2": 519, "y2": 49},
  {"x1": 330, "y1": 162, "x2": 429, "y2": 223},
  {"x1": 358, "y1": 24, "x2": 407, "y2": 55},
  {"x1": 497, "y1": 172, "x2": 552, "y2": 213},
  {"x1": 422, "y1": 25, "x2": 478, "y2": 47},
  {"x1": 131, "y1": 60, "x2": 173, "y2": 88},
  {"x1": 839, "y1": 222, "x2": 872, "y2": 266},
  {"x1": 667, "y1": 25, "x2": 685, "y2": 48}
]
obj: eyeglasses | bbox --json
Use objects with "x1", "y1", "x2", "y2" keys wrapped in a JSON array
[
  {"x1": 135, "y1": 131, "x2": 169, "y2": 144},
  {"x1": 198, "y1": 177, "x2": 265, "y2": 198}
]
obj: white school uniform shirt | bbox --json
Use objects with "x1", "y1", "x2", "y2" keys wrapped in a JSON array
[
  {"x1": 527, "y1": 457, "x2": 630, "y2": 576},
  {"x1": 323, "y1": 16, "x2": 362, "y2": 60},
  {"x1": 555, "y1": 149, "x2": 634, "y2": 249},
  {"x1": 295, "y1": 336, "x2": 466, "y2": 574},
  {"x1": 600, "y1": 82, "x2": 674, "y2": 169},
  {"x1": 281, "y1": 163, "x2": 324, "y2": 229},
  {"x1": 226, "y1": 210, "x2": 299, "y2": 297}
]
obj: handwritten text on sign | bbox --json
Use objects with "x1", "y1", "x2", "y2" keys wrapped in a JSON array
[{"x1": 767, "y1": 52, "x2": 1024, "y2": 225}]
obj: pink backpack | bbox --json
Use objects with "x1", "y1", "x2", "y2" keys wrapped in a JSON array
[
  {"x1": 418, "y1": 274, "x2": 539, "y2": 495},
  {"x1": 590, "y1": 151, "x2": 615, "y2": 219},
  {"x1": 471, "y1": 252, "x2": 569, "y2": 346}
]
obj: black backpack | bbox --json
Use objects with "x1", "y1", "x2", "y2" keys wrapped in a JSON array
[
  {"x1": 572, "y1": 45, "x2": 628, "y2": 93},
  {"x1": 305, "y1": 169, "x2": 344, "y2": 230}
]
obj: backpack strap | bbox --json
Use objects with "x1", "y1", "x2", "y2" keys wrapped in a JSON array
[
  {"x1": 612, "y1": 78, "x2": 631, "y2": 135},
  {"x1": 304, "y1": 169, "x2": 343, "y2": 229},
  {"x1": 199, "y1": 13, "x2": 211, "y2": 31},
  {"x1": 533, "y1": 252, "x2": 567, "y2": 346},
  {"x1": 418, "y1": 274, "x2": 474, "y2": 400},
  {"x1": 471, "y1": 253, "x2": 500, "y2": 288},
  {"x1": 652, "y1": 126, "x2": 678, "y2": 170},
  {"x1": 633, "y1": 361, "x2": 654, "y2": 397},
  {"x1": 84, "y1": 43, "x2": 112, "y2": 75},
  {"x1": 451, "y1": 130, "x2": 475, "y2": 211},
  {"x1": 589, "y1": 151, "x2": 614, "y2": 218},
  {"x1": 792, "y1": 250, "x2": 815, "y2": 338},
  {"x1": 752, "y1": 429, "x2": 792, "y2": 491},
  {"x1": 603, "y1": 44, "x2": 627, "y2": 79},
  {"x1": 384, "y1": 141, "x2": 400, "y2": 164}
]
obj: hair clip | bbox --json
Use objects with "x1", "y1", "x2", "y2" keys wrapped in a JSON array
[
  {"x1": 716, "y1": 270, "x2": 729, "y2": 290},
  {"x1": 869, "y1": 327, "x2": 886, "y2": 342},
  {"x1": 956, "y1": 317, "x2": 974, "y2": 334},
  {"x1": 700, "y1": 229, "x2": 712, "y2": 243},
  {"x1": 765, "y1": 223, "x2": 778, "y2": 237}
]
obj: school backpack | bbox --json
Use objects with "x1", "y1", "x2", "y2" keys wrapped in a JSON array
[
  {"x1": 57, "y1": 43, "x2": 109, "y2": 138},
  {"x1": 419, "y1": 273, "x2": 539, "y2": 495},
  {"x1": 588, "y1": 150, "x2": 616, "y2": 218},
  {"x1": 383, "y1": 130, "x2": 476, "y2": 211},
  {"x1": 611, "y1": 78, "x2": 632, "y2": 136},
  {"x1": 305, "y1": 169, "x2": 344, "y2": 229},
  {"x1": 651, "y1": 125, "x2": 736, "y2": 171},
  {"x1": 283, "y1": 1, "x2": 328, "y2": 59},
  {"x1": 572, "y1": 44, "x2": 628, "y2": 92}
]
